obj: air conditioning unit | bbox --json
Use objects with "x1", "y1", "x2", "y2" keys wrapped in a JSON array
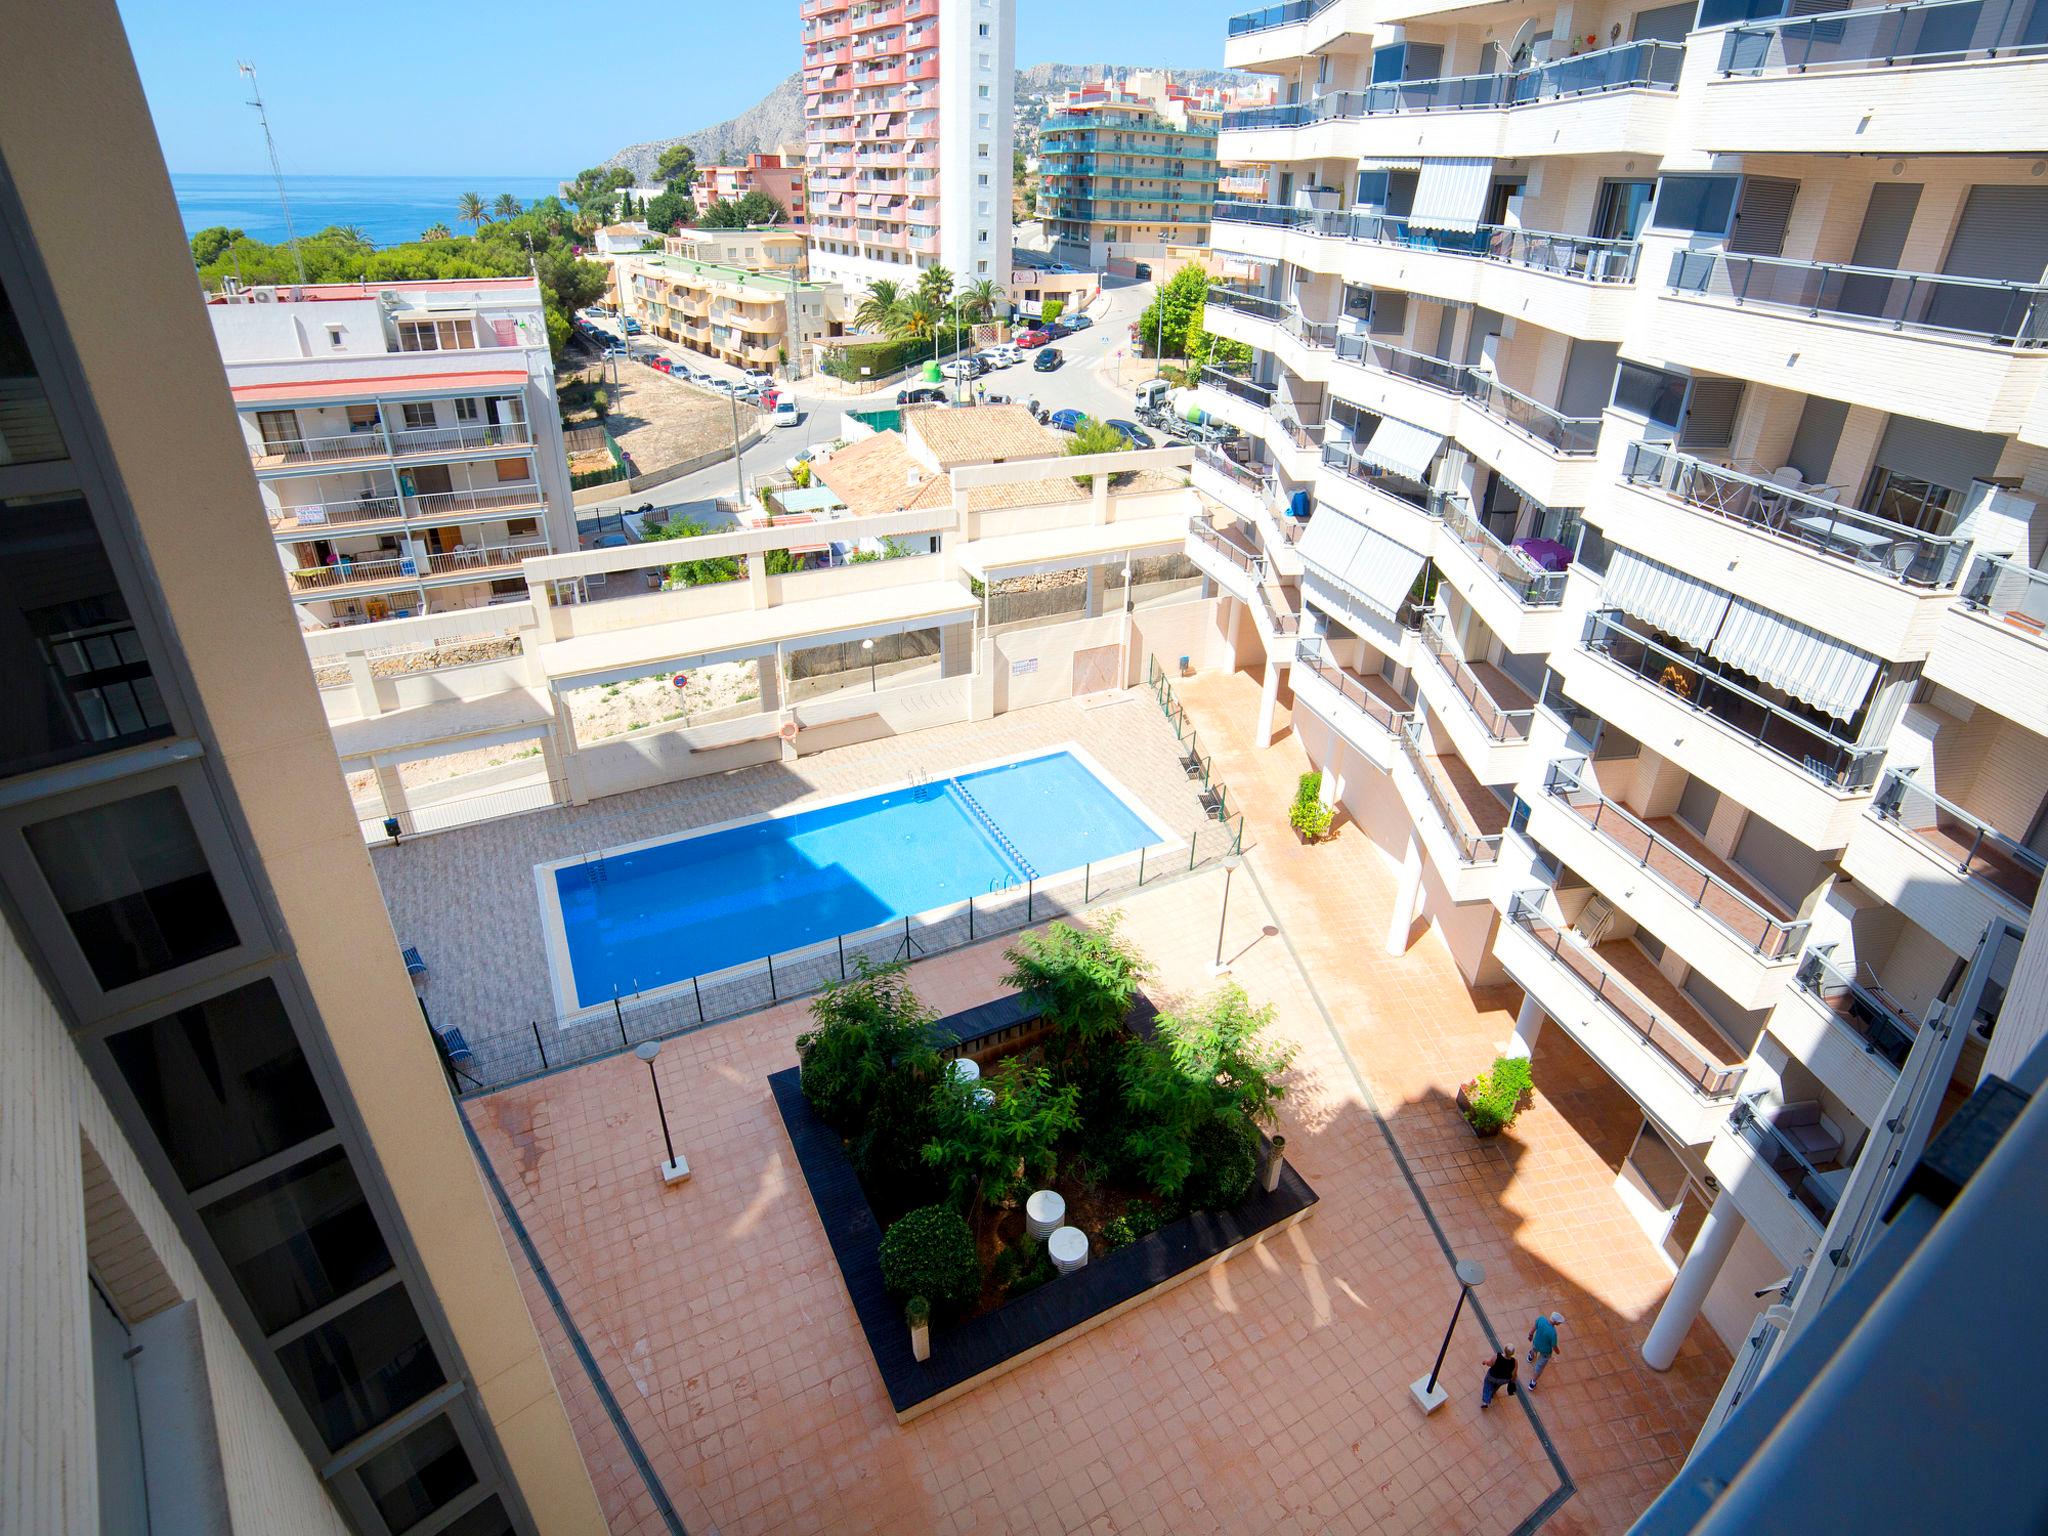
[{"x1": 251, "y1": 286, "x2": 277, "y2": 303}]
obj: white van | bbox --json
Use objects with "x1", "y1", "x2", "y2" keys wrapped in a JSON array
[{"x1": 772, "y1": 399, "x2": 801, "y2": 428}]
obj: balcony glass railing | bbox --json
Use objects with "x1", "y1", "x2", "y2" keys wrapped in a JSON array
[
  {"x1": 1507, "y1": 893, "x2": 1747, "y2": 1097},
  {"x1": 1620, "y1": 441, "x2": 1971, "y2": 590},
  {"x1": 1200, "y1": 366, "x2": 1276, "y2": 408},
  {"x1": 1668, "y1": 249, "x2": 2048, "y2": 347},
  {"x1": 1544, "y1": 761, "x2": 1811, "y2": 958},
  {"x1": 1727, "y1": 1095, "x2": 1842, "y2": 1226},
  {"x1": 1440, "y1": 500, "x2": 1568, "y2": 607},
  {"x1": 1794, "y1": 946, "x2": 1917, "y2": 1072},
  {"x1": 1227, "y1": 0, "x2": 1338, "y2": 35},
  {"x1": 1721, "y1": 0, "x2": 2048, "y2": 74},
  {"x1": 1318, "y1": 440, "x2": 1441, "y2": 512},
  {"x1": 1294, "y1": 639, "x2": 1413, "y2": 736},
  {"x1": 1190, "y1": 517, "x2": 1266, "y2": 579},
  {"x1": 1461, "y1": 371, "x2": 1601, "y2": 455},
  {"x1": 1332, "y1": 335, "x2": 1467, "y2": 394},
  {"x1": 1958, "y1": 551, "x2": 2048, "y2": 637},
  {"x1": 1398, "y1": 718, "x2": 1502, "y2": 865},
  {"x1": 1206, "y1": 286, "x2": 1288, "y2": 322},
  {"x1": 1214, "y1": 202, "x2": 1641, "y2": 284},
  {"x1": 1872, "y1": 767, "x2": 2047, "y2": 907},
  {"x1": 1417, "y1": 614, "x2": 1535, "y2": 741},
  {"x1": 1581, "y1": 608, "x2": 1887, "y2": 791}
]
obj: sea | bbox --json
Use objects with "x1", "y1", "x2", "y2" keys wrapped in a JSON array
[{"x1": 171, "y1": 173, "x2": 571, "y2": 251}]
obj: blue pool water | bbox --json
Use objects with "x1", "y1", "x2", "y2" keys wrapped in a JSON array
[{"x1": 551, "y1": 752, "x2": 1159, "y2": 1006}]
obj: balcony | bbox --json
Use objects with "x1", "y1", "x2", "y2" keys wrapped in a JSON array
[
  {"x1": 285, "y1": 539, "x2": 547, "y2": 596},
  {"x1": 1226, "y1": 0, "x2": 1335, "y2": 35},
  {"x1": 1701, "y1": 0, "x2": 2048, "y2": 154},
  {"x1": 1187, "y1": 516, "x2": 1266, "y2": 601},
  {"x1": 1710, "y1": 1095, "x2": 1844, "y2": 1262},
  {"x1": 248, "y1": 427, "x2": 394, "y2": 469},
  {"x1": 1842, "y1": 767, "x2": 2046, "y2": 955},
  {"x1": 266, "y1": 494, "x2": 404, "y2": 534},
  {"x1": 1498, "y1": 893, "x2": 1747, "y2": 1144},
  {"x1": 1290, "y1": 640, "x2": 1412, "y2": 770},
  {"x1": 267, "y1": 483, "x2": 544, "y2": 537},
  {"x1": 1198, "y1": 366, "x2": 1275, "y2": 410},
  {"x1": 1413, "y1": 613, "x2": 1536, "y2": 783},
  {"x1": 1436, "y1": 500, "x2": 1566, "y2": 608},
  {"x1": 1533, "y1": 762, "x2": 1807, "y2": 1008},
  {"x1": 1929, "y1": 554, "x2": 2048, "y2": 733},
  {"x1": 1395, "y1": 718, "x2": 1506, "y2": 895},
  {"x1": 389, "y1": 420, "x2": 533, "y2": 461},
  {"x1": 1432, "y1": 501, "x2": 1577, "y2": 655},
  {"x1": 1192, "y1": 450, "x2": 1304, "y2": 576}
]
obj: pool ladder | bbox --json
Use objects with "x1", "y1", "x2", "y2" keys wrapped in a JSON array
[
  {"x1": 948, "y1": 776, "x2": 1037, "y2": 882},
  {"x1": 908, "y1": 765, "x2": 939, "y2": 803}
]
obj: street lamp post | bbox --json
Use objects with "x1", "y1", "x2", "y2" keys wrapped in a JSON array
[
  {"x1": 1411, "y1": 1258, "x2": 1486, "y2": 1413},
  {"x1": 634, "y1": 1040, "x2": 690, "y2": 1185},
  {"x1": 1211, "y1": 852, "x2": 1243, "y2": 974},
  {"x1": 863, "y1": 636, "x2": 877, "y2": 692},
  {"x1": 1116, "y1": 559, "x2": 1134, "y2": 689}
]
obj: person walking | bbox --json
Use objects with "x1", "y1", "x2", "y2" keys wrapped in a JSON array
[
  {"x1": 1527, "y1": 1311, "x2": 1564, "y2": 1393},
  {"x1": 1480, "y1": 1345, "x2": 1518, "y2": 1410}
]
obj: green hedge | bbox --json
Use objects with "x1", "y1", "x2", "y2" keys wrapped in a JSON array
[{"x1": 820, "y1": 329, "x2": 974, "y2": 383}]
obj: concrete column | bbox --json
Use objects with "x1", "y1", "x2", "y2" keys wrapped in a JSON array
[
  {"x1": 1317, "y1": 764, "x2": 1344, "y2": 809},
  {"x1": 372, "y1": 761, "x2": 408, "y2": 826},
  {"x1": 755, "y1": 654, "x2": 782, "y2": 712},
  {"x1": 1386, "y1": 835, "x2": 1423, "y2": 956},
  {"x1": 1225, "y1": 598, "x2": 1246, "y2": 666},
  {"x1": 1084, "y1": 564, "x2": 1102, "y2": 618},
  {"x1": 1643, "y1": 1193, "x2": 1746, "y2": 1371},
  {"x1": 1506, "y1": 993, "x2": 1545, "y2": 1059},
  {"x1": 346, "y1": 654, "x2": 380, "y2": 719},
  {"x1": 1255, "y1": 660, "x2": 1281, "y2": 749}
]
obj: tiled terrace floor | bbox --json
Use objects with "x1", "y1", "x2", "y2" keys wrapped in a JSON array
[
  {"x1": 1561, "y1": 797, "x2": 1799, "y2": 959},
  {"x1": 462, "y1": 671, "x2": 1729, "y2": 1535}
]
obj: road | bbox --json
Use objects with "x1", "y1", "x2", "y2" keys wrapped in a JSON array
[{"x1": 574, "y1": 277, "x2": 1162, "y2": 532}]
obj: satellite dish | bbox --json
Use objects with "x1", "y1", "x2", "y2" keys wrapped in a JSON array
[{"x1": 1505, "y1": 18, "x2": 1537, "y2": 69}]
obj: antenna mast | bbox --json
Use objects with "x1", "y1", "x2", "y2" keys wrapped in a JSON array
[{"x1": 238, "y1": 61, "x2": 304, "y2": 284}]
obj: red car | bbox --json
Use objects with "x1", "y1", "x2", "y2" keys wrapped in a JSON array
[{"x1": 1015, "y1": 329, "x2": 1050, "y2": 349}]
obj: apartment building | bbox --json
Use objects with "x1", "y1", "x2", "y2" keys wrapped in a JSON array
[
  {"x1": 1036, "y1": 71, "x2": 1228, "y2": 267},
  {"x1": 625, "y1": 250, "x2": 845, "y2": 371},
  {"x1": 692, "y1": 151, "x2": 809, "y2": 228},
  {"x1": 206, "y1": 278, "x2": 577, "y2": 629},
  {"x1": 0, "y1": 6, "x2": 605, "y2": 1533},
  {"x1": 1197, "y1": 0, "x2": 2048, "y2": 1423},
  {"x1": 665, "y1": 223, "x2": 809, "y2": 271},
  {"x1": 800, "y1": 0, "x2": 1016, "y2": 293}
]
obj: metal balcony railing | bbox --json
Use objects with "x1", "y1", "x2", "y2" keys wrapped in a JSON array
[
  {"x1": 1195, "y1": 445, "x2": 1278, "y2": 498},
  {"x1": 1619, "y1": 441, "x2": 1971, "y2": 590},
  {"x1": 1794, "y1": 945, "x2": 1918, "y2": 1073},
  {"x1": 1417, "y1": 614, "x2": 1535, "y2": 742},
  {"x1": 1721, "y1": 0, "x2": 2048, "y2": 74},
  {"x1": 1727, "y1": 1094, "x2": 1843, "y2": 1226},
  {"x1": 1200, "y1": 367, "x2": 1276, "y2": 408},
  {"x1": 386, "y1": 420, "x2": 533, "y2": 457},
  {"x1": 1206, "y1": 286, "x2": 1289, "y2": 322},
  {"x1": 1460, "y1": 372, "x2": 1601, "y2": 455},
  {"x1": 1398, "y1": 718, "x2": 1502, "y2": 865},
  {"x1": 249, "y1": 428, "x2": 393, "y2": 467},
  {"x1": 408, "y1": 485, "x2": 543, "y2": 518},
  {"x1": 1872, "y1": 767, "x2": 2047, "y2": 908},
  {"x1": 1581, "y1": 608, "x2": 1887, "y2": 791},
  {"x1": 1212, "y1": 199, "x2": 1311, "y2": 227},
  {"x1": 266, "y1": 495, "x2": 403, "y2": 531},
  {"x1": 1668, "y1": 249, "x2": 2048, "y2": 347},
  {"x1": 1958, "y1": 552, "x2": 2048, "y2": 637},
  {"x1": 1216, "y1": 201, "x2": 1641, "y2": 285},
  {"x1": 1544, "y1": 761, "x2": 1810, "y2": 959},
  {"x1": 1294, "y1": 640, "x2": 1413, "y2": 736},
  {"x1": 1331, "y1": 335, "x2": 1467, "y2": 394},
  {"x1": 1189, "y1": 518, "x2": 1266, "y2": 580},
  {"x1": 1507, "y1": 893, "x2": 1747, "y2": 1097},
  {"x1": 1226, "y1": 0, "x2": 1338, "y2": 35},
  {"x1": 1440, "y1": 500, "x2": 1568, "y2": 608},
  {"x1": 1318, "y1": 440, "x2": 1441, "y2": 512}
]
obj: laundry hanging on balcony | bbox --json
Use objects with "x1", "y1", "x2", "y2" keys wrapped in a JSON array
[
  {"x1": 1351, "y1": 415, "x2": 1445, "y2": 485},
  {"x1": 1600, "y1": 548, "x2": 1730, "y2": 650},
  {"x1": 1705, "y1": 598, "x2": 1880, "y2": 722},
  {"x1": 1408, "y1": 158, "x2": 1495, "y2": 233},
  {"x1": 1297, "y1": 505, "x2": 1428, "y2": 621}
]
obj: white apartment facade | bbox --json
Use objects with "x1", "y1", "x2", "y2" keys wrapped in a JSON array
[
  {"x1": 206, "y1": 278, "x2": 578, "y2": 629},
  {"x1": 800, "y1": 0, "x2": 1016, "y2": 296},
  {"x1": 1196, "y1": 0, "x2": 2048, "y2": 1424}
]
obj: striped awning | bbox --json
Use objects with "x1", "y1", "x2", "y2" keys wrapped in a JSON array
[
  {"x1": 1409, "y1": 158, "x2": 1495, "y2": 233},
  {"x1": 1297, "y1": 507, "x2": 1428, "y2": 620},
  {"x1": 1357, "y1": 157, "x2": 1423, "y2": 172},
  {"x1": 1353, "y1": 416, "x2": 1444, "y2": 484},
  {"x1": 1707, "y1": 598, "x2": 1880, "y2": 721},
  {"x1": 1601, "y1": 549, "x2": 1730, "y2": 650}
]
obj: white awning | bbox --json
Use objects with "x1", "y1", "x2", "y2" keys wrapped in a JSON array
[
  {"x1": 1707, "y1": 598, "x2": 1881, "y2": 721},
  {"x1": 1357, "y1": 157, "x2": 1423, "y2": 172},
  {"x1": 1297, "y1": 507, "x2": 1428, "y2": 620},
  {"x1": 1601, "y1": 549, "x2": 1730, "y2": 650},
  {"x1": 1353, "y1": 416, "x2": 1444, "y2": 485},
  {"x1": 1409, "y1": 158, "x2": 1495, "y2": 233}
]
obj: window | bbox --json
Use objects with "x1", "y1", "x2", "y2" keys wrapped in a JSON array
[
  {"x1": 397, "y1": 318, "x2": 475, "y2": 351},
  {"x1": 1611, "y1": 361, "x2": 1688, "y2": 435},
  {"x1": 0, "y1": 494, "x2": 171, "y2": 776},
  {"x1": 357, "y1": 1416, "x2": 480, "y2": 1535},
  {"x1": 504, "y1": 517, "x2": 538, "y2": 538},
  {"x1": 978, "y1": 21, "x2": 989, "y2": 34},
  {"x1": 453, "y1": 397, "x2": 479, "y2": 422},
  {"x1": 400, "y1": 402, "x2": 436, "y2": 432},
  {"x1": 978, "y1": 113, "x2": 990, "y2": 128},
  {"x1": 978, "y1": 173, "x2": 989, "y2": 187},
  {"x1": 436, "y1": 1496, "x2": 517, "y2": 1536},
  {"x1": 107, "y1": 980, "x2": 332, "y2": 1191},
  {"x1": 0, "y1": 273, "x2": 66, "y2": 463},
  {"x1": 345, "y1": 404, "x2": 380, "y2": 432},
  {"x1": 25, "y1": 788, "x2": 237, "y2": 991},
  {"x1": 1649, "y1": 175, "x2": 1738, "y2": 238},
  {"x1": 200, "y1": 1145, "x2": 392, "y2": 1333},
  {"x1": 274, "y1": 1283, "x2": 444, "y2": 1451},
  {"x1": 978, "y1": 84, "x2": 989, "y2": 98},
  {"x1": 325, "y1": 325, "x2": 345, "y2": 350}
]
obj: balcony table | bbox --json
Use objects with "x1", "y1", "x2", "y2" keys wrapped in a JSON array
[{"x1": 1788, "y1": 514, "x2": 1891, "y2": 561}]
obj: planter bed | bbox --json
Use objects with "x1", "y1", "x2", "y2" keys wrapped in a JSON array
[{"x1": 770, "y1": 995, "x2": 1319, "y2": 1422}]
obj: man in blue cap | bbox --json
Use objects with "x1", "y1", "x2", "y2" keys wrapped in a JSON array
[{"x1": 1527, "y1": 1311, "x2": 1564, "y2": 1393}]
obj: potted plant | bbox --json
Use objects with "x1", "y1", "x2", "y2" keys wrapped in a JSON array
[
  {"x1": 1289, "y1": 771, "x2": 1334, "y2": 843},
  {"x1": 906, "y1": 1295, "x2": 931, "y2": 1363},
  {"x1": 1457, "y1": 1055, "x2": 1534, "y2": 1138}
]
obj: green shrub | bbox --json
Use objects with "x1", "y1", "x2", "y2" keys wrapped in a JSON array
[
  {"x1": 1462, "y1": 1054, "x2": 1534, "y2": 1135},
  {"x1": 1289, "y1": 771, "x2": 1334, "y2": 841},
  {"x1": 879, "y1": 1205, "x2": 979, "y2": 1314},
  {"x1": 922, "y1": 1058, "x2": 1080, "y2": 1216},
  {"x1": 795, "y1": 960, "x2": 939, "y2": 1136},
  {"x1": 1003, "y1": 916, "x2": 1149, "y2": 1088},
  {"x1": 1040, "y1": 298, "x2": 1064, "y2": 324},
  {"x1": 1102, "y1": 1198, "x2": 1164, "y2": 1250},
  {"x1": 992, "y1": 1235, "x2": 1056, "y2": 1296},
  {"x1": 1183, "y1": 1114, "x2": 1259, "y2": 1211},
  {"x1": 1119, "y1": 982, "x2": 1296, "y2": 1200}
]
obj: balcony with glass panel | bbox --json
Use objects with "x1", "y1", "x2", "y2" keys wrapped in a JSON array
[
  {"x1": 1289, "y1": 636, "x2": 1413, "y2": 770},
  {"x1": 1412, "y1": 611, "x2": 1538, "y2": 784},
  {"x1": 1222, "y1": 0, "x2": 1364, "y2": 69},
  {"x1": 1698, "y1": 0, "x2": 2048, "y2": 154},
  {"x1": 1927, "y1": 554, "x2": 2048, "y2": 736},
  {"x1": 1765, "y1": 943, "x2": 1920, "y2": 1128},
  {"x1": 1393, "y1": 715, "x2": 1508, "y2": 900},
  {"x1": 1707, "y1": 1092, "x2": 1847, "y2": 1265}
]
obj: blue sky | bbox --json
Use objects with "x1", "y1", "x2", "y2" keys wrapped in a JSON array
[{"x1": 118, "y1": 0, "x2": 1247, "y2": 177}]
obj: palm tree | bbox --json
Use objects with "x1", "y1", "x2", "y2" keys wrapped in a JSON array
[
  {"x1": 328, "y1": 224, "x2": 372, "y2": 251},
  {"x1": 916, "y1": 264, "x2": 954, "y2": 310},
  {"x1": 492, "y1": 193, "x2": 522, "y2": 221},
  {"x1": 956, "y1": 277, "x2": 1004, "y2": 325},
  {"x1": 888, "y1": 290, "x2": 943, "y2": 342},
  {"x1": 421, "y1": 223, "x2": 453, "y2": 241},
  {"x1": 456, "y1": 192, "x2": 486, "y2": 232},
  {"x1": 853, "y1": 279, "x2": 903, "y2": 335}
]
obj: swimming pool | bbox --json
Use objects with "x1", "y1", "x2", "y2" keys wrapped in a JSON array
[{"x1": 538, "y1": 747, "x2": 1170, "y2": 1011}]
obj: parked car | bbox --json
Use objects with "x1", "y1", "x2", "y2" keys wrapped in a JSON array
[
  {"x1": 646, "y1": 356, "x2": 671, "y2": 373},
  {"x1": 1048, "y1": 409, "x2": 1089, "y2": 432},
  {"x1": 940, "y1": 358, "x2": 985, "y2": 381},
  {"x1": 742, "y1": 367, "x2": 773, "y2": 385},
  {"x1": 772, "y1": 400, "x2": 801, "y2": 428},
  {"x1": 1106, "y1": 419, "x2": 1155, "y2": 449},
  {"x1": 1015, "y1": 329, "x2": 1050, "y2": 349},
  {"x1": 1033, "y1": 347, "x2": 1064, "y2": 373},
  {"x1": 602, "y1": 344, "x2": 627, "y2": 359},
  {"x1": 1065, "y1": 313, "x2": 1094, "y2": 331},
  {"x1": 1024, "y1": 399, "x2": 1049, "y2": 423},
  {"x1": 897, "y1": 386, "x2": 946, "y2": 404},
  {"x1": 623, "y1": 318, "x2": 643, "y2": 334}
]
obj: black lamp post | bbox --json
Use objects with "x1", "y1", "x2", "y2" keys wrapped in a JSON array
[
  {"x1": 1412, "y1": 1258, "x2": 1485, "y2": 1413},
  {"x1": 634, "y1": 1040, "x2": 689, "y2": 1184}
]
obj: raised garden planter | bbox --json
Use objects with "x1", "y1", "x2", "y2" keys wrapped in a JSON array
[{"x1": 771, "y1": 995, "x2": 1319, "y2": 1422}]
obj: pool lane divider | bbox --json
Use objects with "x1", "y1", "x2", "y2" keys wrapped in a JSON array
[{"x1": 945, "y1": 776, "x2": 1039, "y2": 883}]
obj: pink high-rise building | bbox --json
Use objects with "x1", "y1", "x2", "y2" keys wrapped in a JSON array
[{"x1": 800, "y1": 0, "x2": 1014, "y2": 300}]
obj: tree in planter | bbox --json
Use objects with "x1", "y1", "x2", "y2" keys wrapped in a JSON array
[
  {"x1": 1067, "y1": 420, "x2": 1132, "y2": 491},
  {"x1": 1120, "y1": 982, "x2": 1295, "y2": 1201},
  {"x1": 879, "y1": 1205, "x2": 979, "y2": 1316},
  {"x1": 793, "y1": 959, "x2": 941, "y2": 1135},
  {"x1": 921, "y1": 1058, "x2": 1080, "y2": 1221},
  {"x1": 1461, "y1": 1054, "x2": 1534, "y2": 1136},
  {"x1": 1182, "y1": 1113, "x2": 1260, "y2": 1210},
  {"x1": 1002, "y1": 917, "x2": 1150, "y2": 1100},
  {"x1": 1289, "y1": 770, "x2": 1334, "y2": 842}
]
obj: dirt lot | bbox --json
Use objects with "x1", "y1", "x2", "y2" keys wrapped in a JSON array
[{"x1": 564, "y1": 352, "x2": 763, "y2": 476}]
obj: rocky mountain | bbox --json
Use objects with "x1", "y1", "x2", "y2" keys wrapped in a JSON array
[{"x1": 601, "y1": 62, "x2": 1261, "y2": 179}]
